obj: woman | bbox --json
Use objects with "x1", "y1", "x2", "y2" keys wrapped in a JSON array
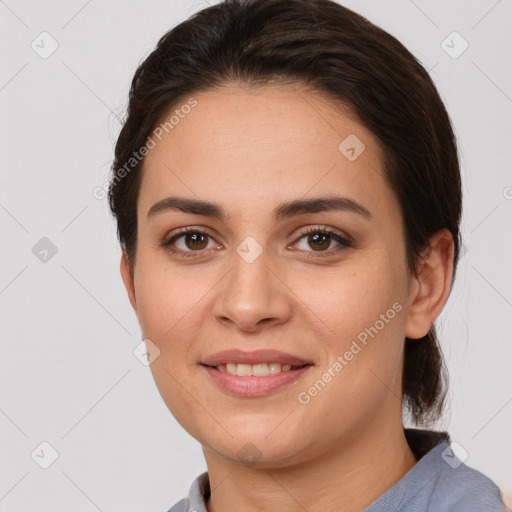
[{"x1": 108, "y1": 0, "x2": 509, "y2": 510}]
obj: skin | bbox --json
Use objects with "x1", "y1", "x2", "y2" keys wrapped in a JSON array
[{"x1": 120, "y1": 84, "x2": 454, "y2": 512}]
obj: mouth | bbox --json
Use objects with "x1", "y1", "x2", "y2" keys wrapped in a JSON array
[
  {"x1": 199, "y1": 349, "x2": 314, "y2": 397},
  {"x1": 202, "y1": 362, "x2": 311, "y2": 376},
  {"x1": 201, "y1": 348, "x2": 313, "y2": 368}
]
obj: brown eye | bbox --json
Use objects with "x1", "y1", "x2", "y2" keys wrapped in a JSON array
[
  {"x1": 293, "y1": 227, "x2": 353, "y2": 255},
  {"x1": 161, "y1": 227, "x2": 220, "y2": 258},
  {"x1": 183, "y1": 232, "x2": 209, "y2": 250},
  {"x1": 306, "y1": 232, "x2": 331, "y2": 251}
]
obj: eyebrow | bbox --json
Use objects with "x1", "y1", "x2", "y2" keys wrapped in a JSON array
[{"x1": 147, "y1": 195, "x2": 372, "y2": 222}]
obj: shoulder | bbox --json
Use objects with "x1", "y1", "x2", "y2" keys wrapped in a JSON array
[
  {"x1": 166, "y1": 497, "x2": 189, "y2": 512},
  {"x1": 366, "y1": 431, "x2": 508, "y2": 512},
  {"x1": 429, "y1": 451, "x2": 508, "y2": 512},
  {"x1": 410, "y1": 438, "x2": 508, "y2": 512},
  {"x1": 165, "y1": 472, "x2": 209, "y2": 512}
]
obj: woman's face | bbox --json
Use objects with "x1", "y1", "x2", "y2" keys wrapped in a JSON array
[{"x1": 122, "y1": 84, "x2": 424, "y2": 467}]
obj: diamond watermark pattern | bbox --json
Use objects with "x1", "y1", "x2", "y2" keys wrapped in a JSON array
[
  {"x1": 31, "y1": 441, "x2": 59, "y2": 469},
  {"x1": 32, "y1": 237, "x2": 58, "y2": 263},
  {"x1": 31, "y1": 31, "x2": 59, "y2": 59},
  {"x1": 236, "y1": 236, "x2": 263, "y2": 263},
  {"x1": 441, "y1": 441, "x2": 469, "y2": 469},
  {"x1": 338, "y1": 134, "x2": 366, "y2": 161},
  {"x1": 236, "y1": 442, "x2": 262, "y2": 467},
  {"x1": 133, "y1": 338, "x2": 161, "y2": 366},
  {"x1": 441, "y1": 31, "x2": 469, "y2": 59}
]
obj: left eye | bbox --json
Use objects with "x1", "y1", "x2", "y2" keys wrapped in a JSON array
[{"x1": 291, "y1": 228, "x2": 353, "y2": 254}]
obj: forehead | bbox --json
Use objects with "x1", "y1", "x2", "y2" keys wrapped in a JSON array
[{"x1": 139, "y1": 84, "x2": 397, "y2": 226}]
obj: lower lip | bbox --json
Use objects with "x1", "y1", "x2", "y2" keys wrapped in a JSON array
[{"x1": 202, "y1": 365, "x2": 313, "y2": 397}]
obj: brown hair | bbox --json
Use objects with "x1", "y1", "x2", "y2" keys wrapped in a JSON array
[{"x1": 108, "y1": 0, "x2": 462, "y2": 426}]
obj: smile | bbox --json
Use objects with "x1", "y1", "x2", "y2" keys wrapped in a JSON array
[
  {"x1": 215, "y1": 362, "x2": 302, "y2": 376},
  {"x1": 201, "y1": 363, "x2": 313, "y2": 397}
]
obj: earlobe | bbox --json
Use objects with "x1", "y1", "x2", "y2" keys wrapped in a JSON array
[
  {"x1": 404, "y1": 229, "x2": 455, "y2": 340},
  {"x1": 120, "y1": 251, "x2": 137, "y2": 312}
]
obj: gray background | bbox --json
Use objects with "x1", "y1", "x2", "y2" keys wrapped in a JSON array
[{"x1": 1, "y1": 0, "x2": 511, "y2": 510}]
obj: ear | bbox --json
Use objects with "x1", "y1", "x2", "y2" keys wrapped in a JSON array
[
  {"x1": 120, "y1": 250, "x2": 137, "y2": 312},
  {"x1": 404, "y1": 228, "x2": 455, "y2": 340}
]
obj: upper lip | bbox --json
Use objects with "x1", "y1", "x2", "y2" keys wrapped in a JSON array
[{"x1": 201, "y1": 349, "x2": 313, "y2": 367}]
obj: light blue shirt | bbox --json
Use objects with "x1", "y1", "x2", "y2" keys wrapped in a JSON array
[{"x1": 167, "y1": 429, "x2": 509, "y2": 512}]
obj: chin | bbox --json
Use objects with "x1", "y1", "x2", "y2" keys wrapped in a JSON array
[{"x1": 202, "y1": 429, "x2": 307, "y2": 469}]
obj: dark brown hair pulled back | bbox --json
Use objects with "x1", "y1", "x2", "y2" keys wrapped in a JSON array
[{"x1": 108, "y1": 0, "x2": 462, "y2": 426}]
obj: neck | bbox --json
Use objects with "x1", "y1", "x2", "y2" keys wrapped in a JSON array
[{"x1": 203, "y1": 419, "x2": 417, "y2": 512}]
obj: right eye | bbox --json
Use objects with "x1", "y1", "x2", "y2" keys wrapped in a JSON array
[{"x1": 161, "y1": 227, "x2": 223, "y2": 258}]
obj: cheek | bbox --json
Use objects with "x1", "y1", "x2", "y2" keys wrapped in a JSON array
[
  {"x1": 293, "y1": 257, "x2": 406, "y2": 395},
  {"x1": 291, "y1": 257, "x2": 400, "y2": 345},
  {"x1": 134, "y1": 261, "x2": 211, "y2": 435},
  {"x1": 134, "y1": 250, "x2": 205, "y2": 343}
]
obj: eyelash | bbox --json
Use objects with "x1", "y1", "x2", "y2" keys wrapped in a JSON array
[{"x1": 160, "y1": 226, "x2": 354, "y2": 259}]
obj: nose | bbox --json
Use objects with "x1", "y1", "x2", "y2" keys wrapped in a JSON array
[{"x1": 212, "y1": 249, "x2": 293, "y2": 333}]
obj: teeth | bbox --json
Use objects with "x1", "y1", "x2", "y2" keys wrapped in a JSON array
[
  {"x1": 253, "y1": 363, "x2": 270, "y2": 376},
  {"x1": 217, "y1": 362, "x2": 295, "y2": 376}
]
